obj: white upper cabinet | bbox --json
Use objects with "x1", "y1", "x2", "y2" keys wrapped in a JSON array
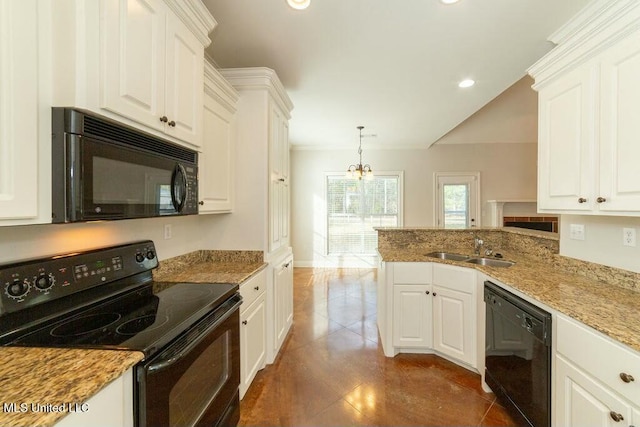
[
  {"x1": 101, "y1": 0, "x2": 205, "y2": 148},
  {"x1": 54, "y1": 0, "x2": 215, "y2": 150},
  {"x1": 200, "y1": 62, "x2": 238, "y2": 213},
  {"x1": 0, "y1": 0, "x2": 51, "y2": 225},
  {"x1": 530, "y1": 0, "x2": 640, "y2": 216}
]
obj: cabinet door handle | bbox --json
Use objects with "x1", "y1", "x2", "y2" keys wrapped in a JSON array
[
  {"x1": 578, "y1": 197, "x2": 587, "y2": 203},
  {"x1": 278, "y1": 178, "x2": 285, "y2": 182},
  {"x1": 620, "y1": 372, "x2": 635, "y2": 383},
  {"x1": 159, "y1": 115, "x2": 168, "y2": 123},
  {"x1": 597, "y1": 197, "x2": 607, "y2": 203},
  {"x1": 425, "y1": 291, "x2": 430, "y2": 295},
  {"x1": 168, "y1": 120, "x2": 176, "y2": 127},
  {"x1": 283, "y1": 262, "x2": 291, "y2": 269},
  {"x1": 254, "y1": 286, "x2": 260, "y2": 291},
  {"x1": 432, "y1": 292, "x2": 437, "y2": 297},
  {"x1": 609, "y1": 411, "x2": 624, "y2": 422},
  {"x1": 198, "y1": 201, "x2": 204, "y2": 206},
  {"x1": 242, "y1": 320, "x2": 248, "y2": 325}
]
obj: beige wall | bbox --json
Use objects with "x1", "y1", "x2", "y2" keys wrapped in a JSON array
[{"x1": 291, "y1": 143, "x2": 538, "y2": 266}]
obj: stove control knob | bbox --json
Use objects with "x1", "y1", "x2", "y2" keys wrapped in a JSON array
[
  {"x1": 6, "y1": 279, "x2": 29, "y2": 299},
  {"x1": 35, "y1": 273, "x2": 55, "y2": 292},
  {"x1": 146, "y1": 250, "x2": 156, "y2": 260},
  {"x1": 135, "y1": 253, "x2": 145, "y2": 263}
]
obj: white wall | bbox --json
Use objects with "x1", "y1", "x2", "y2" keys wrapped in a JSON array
[
  {"x1": 0, "y1": 215, "x2": 217, "y2": 264},
  {"x1": 560, "y1": 215, "x2": 640, "y2": 274},
  {"x1": 291, "y1": 143, "x2": 537, "y2": 267}
]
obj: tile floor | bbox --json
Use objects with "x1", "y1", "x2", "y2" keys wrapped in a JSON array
[{"x1": 239, "y1": 268, "x2": 517, "y2": 426}]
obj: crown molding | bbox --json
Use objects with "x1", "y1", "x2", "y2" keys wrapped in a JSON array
[
  {"x1": 164, "y1": 0, "x2": 217, "y2": 47},
  {"x1": 528, "y1": 0, "x2": 640, "y2": 89},
  {"x1": 219, "y1": 67, "x2": 294, "y2": 117},
  {"x1": 204, "y1": 61, "x2": 239, "y2": 113}
]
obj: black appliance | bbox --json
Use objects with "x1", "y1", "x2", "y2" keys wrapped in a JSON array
[
  {"x1": 484, "y1": 281, "x2": 552, "y2": 427},
  {"x1": 0, "y1": 241, "x2": 241, "y2": 427},
  {"x1": 51, "y1": 108, "x2": 199, "y2": 223}
]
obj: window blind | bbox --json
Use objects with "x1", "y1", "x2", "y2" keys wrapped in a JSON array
[{"x1": 327, "y1": 175, "x2": 400, "y2": 255}]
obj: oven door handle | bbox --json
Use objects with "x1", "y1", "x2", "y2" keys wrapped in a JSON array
[{"x1": 147, "y1": 297, "x2": 242, "y2": 373}]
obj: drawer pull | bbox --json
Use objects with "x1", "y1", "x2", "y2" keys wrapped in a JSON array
[
  {"x1": 425, "y1": 291, "x2": 430, "y2": 295},
  {"x1": 619, "y1": 372, "x2": 635, "y2": 383},
  {"x1": 597, "y1": 196, "x2": 607, "y2": 203},
  {"x1": 609, "y1": 411, "x2": 624, "y2": 422},
  {"x1": 242, "y1": 320, "x2": 248, "y2": 325},
  {"x1": 254, "y1": 286, "x2": 260, "y2": 291},
  {"x1": 578, "y1": 197, "x2": 587, "y2": 203}
]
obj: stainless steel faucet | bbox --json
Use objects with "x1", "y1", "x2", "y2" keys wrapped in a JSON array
[{"x1": 474, "y1": 234, "x2": 483, "y2": 256}]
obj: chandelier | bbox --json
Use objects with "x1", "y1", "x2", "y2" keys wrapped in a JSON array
[{"x1": 346, "y1": 126, "x2": 373, "y2": 179}]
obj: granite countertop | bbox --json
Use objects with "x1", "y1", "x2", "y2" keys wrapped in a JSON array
[
  {"x1": 0, "y1": 348, "x2": 143, "y2": 427},
  {"x1": 378, "y1": 246, "x2": 640, "y2": 354},
  {"x1": 0, "y1": 250, "x2": 266, "y2": 427}
]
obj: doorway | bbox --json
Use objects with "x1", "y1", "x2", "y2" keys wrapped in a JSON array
[{"x1": 434, "y1": 172, "x2": 481, "y2": 228}]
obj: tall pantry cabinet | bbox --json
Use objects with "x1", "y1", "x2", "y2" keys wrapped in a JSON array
[{"x1": 219, "y1": 68, "x2": 294, "y2": 364}]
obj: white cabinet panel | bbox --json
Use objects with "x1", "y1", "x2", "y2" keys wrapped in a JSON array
[
  {"x1": 555, "y1": 355, "x2": 633, "y2": 427},
  {"x1": 392, "y1": 284, "x2": 432, "y2": 348},
  {"x1": 101, "y1": 0, "x2": 166, "y2": 132},
  {"x1": 598, "y1": 30, "x2": 640, "y2": 212},
  {"x1": 273, "y1": 254, "x2": 293, "y2": 354},
  {"x1": 0, "y1": 0, "x2": 42, "y2": 222},
  {"x1": 433, "y1": 284, "x2": 474, "y2": 365},
  {"x1": 537, "y1": 64, "x2": 596, "y2": 212},
  {"x1": 240, "y1": 296, "x2": 266, "y2": 399}
]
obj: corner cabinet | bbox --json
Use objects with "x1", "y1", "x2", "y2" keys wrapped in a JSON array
[
  {"x1": 530, "y1": 2, "x2": 640, "y2": 216},
  {"x1": 199, "y1": 62, "x2": 238, "y2": 213},
  {"x1": 238, "y1": 270, "x2": 267, "y2": 399},
  {"x1": 0, "y1": 0, "x2": 52, "y2": 226},
  {"x1": 379, "y1": 262, "x2": 477, "y2": 369}
]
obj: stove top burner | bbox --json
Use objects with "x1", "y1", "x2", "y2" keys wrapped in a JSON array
[
  {"x1": 51, "y1": 313, "x2": 122, "y2": 337},
  {"x1": 116, "y1": 314, "x2": 169, "y2": 335}
]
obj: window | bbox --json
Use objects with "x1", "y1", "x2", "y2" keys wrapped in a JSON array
[
  {"x1": 327, "y1": 173, "x2": 402, "y2": 255},
  {"x1": 434, "y1": 172, "x2": 480, "y2": 228}
]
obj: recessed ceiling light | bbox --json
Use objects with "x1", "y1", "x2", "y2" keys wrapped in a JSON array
[
  {"x1": 441, "y1": 0, "x2": 460, "y2": 4},
  {"x1": 287, "y1": 0, "x2": 310, "y2": 10},
  {"x1": 458, "y1": 79, "x2": 475, "y2": 88}
]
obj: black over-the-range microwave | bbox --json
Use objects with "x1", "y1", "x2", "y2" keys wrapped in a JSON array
[{"x1": 51, "y1": 107, "x2": 198, "y2": 223}]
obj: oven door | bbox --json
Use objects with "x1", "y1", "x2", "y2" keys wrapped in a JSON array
[{"x1": 136, "y1": 294, "x2": 241, "y2": 427}]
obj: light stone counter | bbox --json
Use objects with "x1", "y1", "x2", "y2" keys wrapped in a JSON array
[
  {"x1": 377, "y1": 227, "x2": 640, "y2": 354},
  {"x1": 0, "y1": 348, "x2": 143, "y2": 427}
]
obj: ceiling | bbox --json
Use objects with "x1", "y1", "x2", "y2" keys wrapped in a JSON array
[{"x1": 202, "y1": 0, "x2": 590, "y2": 149}]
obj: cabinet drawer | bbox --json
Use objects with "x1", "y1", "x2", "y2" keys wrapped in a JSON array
[
  {"x1": 393, "y1": 263, "x2": 432, "y2": 285},
  {"x1": 239, "y1": 270, "x2": 266, "y2": 314},
  {"x1": 557, "y1": 314, "x2": 640, "y2": 403},
  {"x1": 432, "y1": 264, "x2": 475, "y2": 294}
]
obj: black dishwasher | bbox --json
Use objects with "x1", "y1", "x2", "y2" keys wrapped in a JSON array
[{"x1": 484, "y1": 281, "x2": 552, "y2": 427}]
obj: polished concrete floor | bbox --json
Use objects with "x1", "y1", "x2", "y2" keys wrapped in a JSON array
[{"x1": 239, "y1": 268, "x2": 517, "y2": 426}]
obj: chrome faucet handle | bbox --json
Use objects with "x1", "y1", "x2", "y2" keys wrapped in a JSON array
[{"x1": 485, "y1": 249, "x2": 493, "y2": 256}]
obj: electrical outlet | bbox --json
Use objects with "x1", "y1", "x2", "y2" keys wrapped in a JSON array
[
  {"x1": 569, "y1": 224, "x2": 585, "y2": 241},
  {"x1": 623, "y1": 227, "x2": 636, "y2": 247},
  {"x1": 164, "y1": 224, "x2": 172, "y2": 240}
]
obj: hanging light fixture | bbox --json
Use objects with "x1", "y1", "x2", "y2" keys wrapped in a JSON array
[{"x1": 346, "y1": 126, "x2": 373, "y2": 180}]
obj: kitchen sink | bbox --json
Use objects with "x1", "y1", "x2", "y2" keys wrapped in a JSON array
[
  {"x1": 425, "y1": 252, "x2": 471, "y2": 261},
  {"x1": 464, "y1": 257, "x2": 515, "y2": 268}
]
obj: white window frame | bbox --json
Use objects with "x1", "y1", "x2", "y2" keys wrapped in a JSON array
[{"x1": 325, "y1": 171, "x2": 404, "y2": 257}]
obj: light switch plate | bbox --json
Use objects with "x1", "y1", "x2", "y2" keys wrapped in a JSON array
[{"x1": 569, "y1": 224, "x2": 585, "y2": 241}]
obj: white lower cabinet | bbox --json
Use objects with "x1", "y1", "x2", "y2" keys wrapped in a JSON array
[
  {"x1": 238, "y1": 270, "x2": 267, "y2": 399},
  {"x1": 432, "y1": 264, "x2": 476, "y2": 366},
  {"x1": 554, "y1": 314, "x2": 640, "y2": 427},
  {"x1": 55, "y1": 369, "x2": 133, "y2": 427},
  {"x1": 273, "y1": 253, "x2": 293, "y2": 356},
  {"x1": 393, "y1": 284, "x2": 433, "y2": 348},
  {"x1": 383, "y1": 262, "x2": 477, "y2": 369}
]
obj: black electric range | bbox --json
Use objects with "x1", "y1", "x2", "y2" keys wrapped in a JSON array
[{"x1": 0, "y1": 240, "x2": 242, "y2": 427}]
